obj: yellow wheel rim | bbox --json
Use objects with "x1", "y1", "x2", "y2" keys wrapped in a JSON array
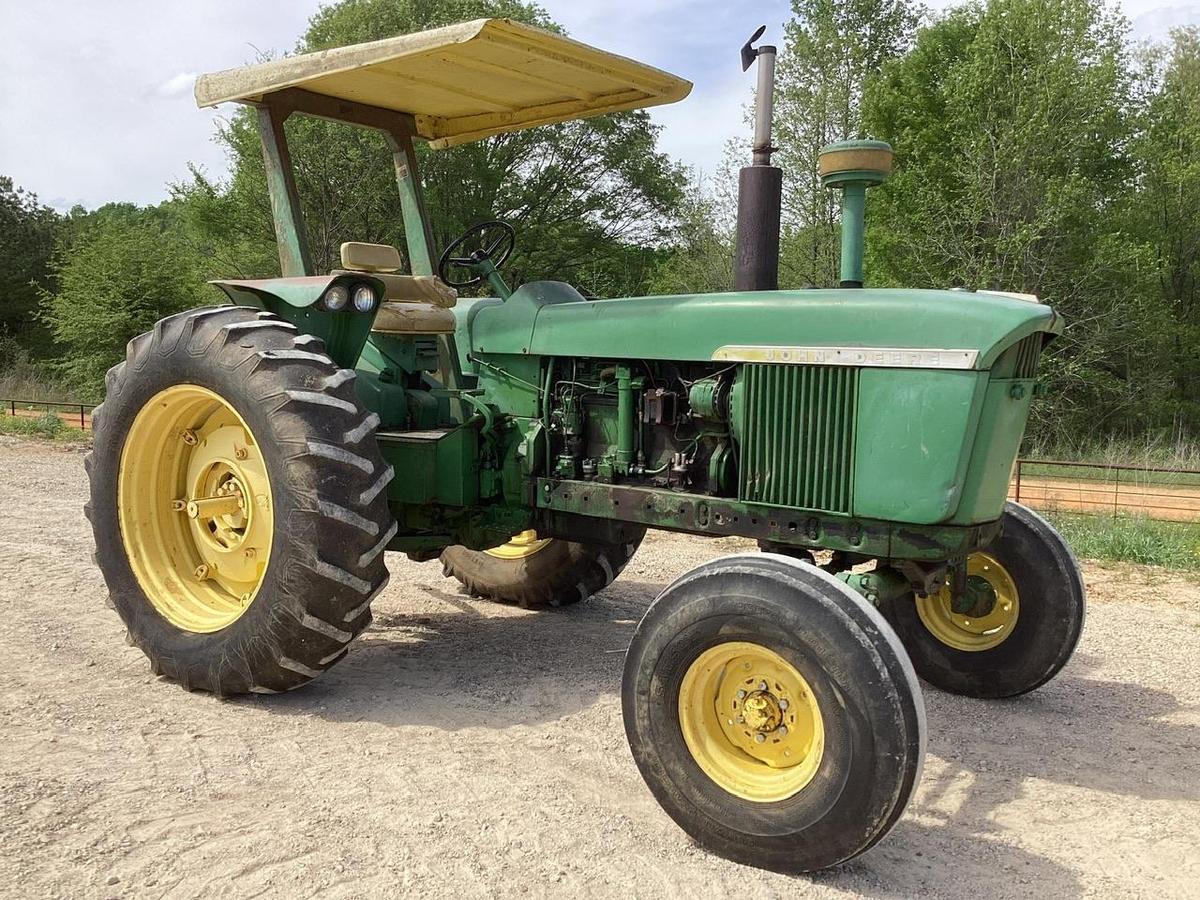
[
  {"x1": 678, "y1": 641, "x2": 825, "y2": 803},
  {"x1": 483, "y1": 529, "x2": 552, "y2": 560},
  {"x1": 916, "y1": 552, "x2": 1019, "y2": 652},
  {"x1": 117, "y1": 385, "x2": 273, "y2": 633}
]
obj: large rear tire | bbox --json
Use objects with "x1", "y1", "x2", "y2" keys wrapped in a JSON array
[
  {"x1": 879, "y1": 501, "x2": 1085, "y2": 698},
  {"x1": 623, "y1": 553, "x2": 925, "y2": 873},
  {"x1": 85, "y1": 306, "x2": 395, "y2": 696},
  {"x1": 440, "y1": 529, "x2": 644, "y2": 609}
]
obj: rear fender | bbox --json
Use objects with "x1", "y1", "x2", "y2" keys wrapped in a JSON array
[{"x1": 208, "y1": 274, "x2": 385, "y2": 369}]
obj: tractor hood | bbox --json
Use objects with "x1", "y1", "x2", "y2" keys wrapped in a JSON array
[{"x1": 461, "y1": 282, "x2": 1062, "y2": 370}]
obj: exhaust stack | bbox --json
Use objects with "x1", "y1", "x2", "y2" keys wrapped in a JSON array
[
  {"x1": 818, "y1": 141, "x2": 893, "y2": 288},
  {"x1": 733, "y1": 26, "x2": 782, "y2": 292}
]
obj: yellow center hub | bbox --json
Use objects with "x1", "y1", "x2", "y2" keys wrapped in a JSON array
[
  {"x1": 117, "y1": 385, "x2": 273, "y2": 633},
  {"x1": 678, "y1": 641, "x2": 825, "y2": 803},
  {"x1": 483, "y1": 529, "x2": 552, "y2": 560},
  {"x1": 916, "y1": 552, "x2": 1020, "y2": 652}
]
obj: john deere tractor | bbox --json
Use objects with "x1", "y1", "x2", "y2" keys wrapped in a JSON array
[{"x1": 86, "y1": 19, "x2": 1084, "y2": 873}]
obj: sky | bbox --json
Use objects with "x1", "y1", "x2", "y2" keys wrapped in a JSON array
[{"x1": 0, "y1": 0, "x2": 1196, "y2": 212}]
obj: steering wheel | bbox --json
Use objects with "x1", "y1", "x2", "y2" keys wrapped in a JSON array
[{"x1": 438, "y1": 220, "x2": 516, "y2": 288}]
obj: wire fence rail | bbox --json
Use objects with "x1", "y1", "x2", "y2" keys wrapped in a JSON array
[
  {"x1": 3, "y1": 398, "x2": 98, "y2": 431},
  {"x1": 4, "y1": 400, "x2": 1198, "y2": 522},
  {"x1": 1009, "y1": 458, "x2": 1200, "y2": 523}
]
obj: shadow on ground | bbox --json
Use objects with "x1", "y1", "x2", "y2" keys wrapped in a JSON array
[{"x1": 243, "y1": 573, "x2": 1198, "y2": 899}]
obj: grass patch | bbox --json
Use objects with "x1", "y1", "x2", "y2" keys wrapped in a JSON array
[
  {"x1": 1040, "y1": 510, "x2": 1200, "y2": 570},
  {"x1": 0, "y1": 413, "x2": 89, "y2": 443}
]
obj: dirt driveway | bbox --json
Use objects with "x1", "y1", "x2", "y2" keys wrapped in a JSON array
[{"x1": 1, "y1": 437, "x2": 1197, "y2": 899}]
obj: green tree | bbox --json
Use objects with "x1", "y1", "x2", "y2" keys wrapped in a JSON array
[
  {"x1": 649, "y1": 163, "x2": 737, "y2": 295},
  {"x1": 1126, "y1": 28, "x2": 1200, "y2": 433},
  {"x1": 773, "y1": 0, "x2": 919, "y2": 287},
  {"x1": 177, "y1": 0, "x2": 685, "y2": 298},
  {"x1": 39, "y1": 205, "x2": 207, "y2": 393},
  {"x1": 862, "y1": 0, "x2": 1145, "y2": 444},
  {"x1": 0, "y1": 177, "x2": 59, "y2": 358}
]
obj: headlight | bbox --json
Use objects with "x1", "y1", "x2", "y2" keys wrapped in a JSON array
[
  {"x1": 323, "y1": 284, "x2": 349, "y2": 311},
  {"x1": 352, "y1": 284, "x2": 377, "y2": 313}
]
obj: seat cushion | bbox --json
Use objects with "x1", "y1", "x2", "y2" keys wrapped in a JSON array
[
  {"x1": 333, "y1": 270, "x2": 457, "y2": 309},
  {"x1": 340, "y1": 241, "x2": 402, "y2": 272},
  {"x1": 371, "y1": 301, "x2": 456, "y2": 335}
]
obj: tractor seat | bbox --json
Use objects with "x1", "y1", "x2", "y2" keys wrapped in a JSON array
[{"x1": 336, "y1": 241, "x2": 457, "y2": 335}]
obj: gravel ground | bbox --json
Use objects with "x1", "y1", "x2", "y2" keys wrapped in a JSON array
[{"x1": 1, "y1": 436, "x2": 1198, "y2": 899}]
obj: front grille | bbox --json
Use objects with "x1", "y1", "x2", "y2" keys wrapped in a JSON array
[
  {"x1": 737, "y1": 364, "x2": 857, "y2": 513},
  {"x1": 1011, "y1": 335, "x2": 1041, "y2": 378}
]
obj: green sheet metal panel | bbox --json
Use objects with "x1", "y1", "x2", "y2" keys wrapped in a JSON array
[
  {"x1": 852, "y1": 369, "x2": 988, "y2": 524},
  {"x1": 471, "y1": 286, "x2": 1061, "y2": 367}
]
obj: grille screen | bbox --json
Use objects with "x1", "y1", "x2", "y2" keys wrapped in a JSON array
[
  {"x1": 1012, "y1": 335, "x2": 1041, "y2": 378},
  {"x1": 737, "y1": 365, "x2": 857, "y2": 513}
]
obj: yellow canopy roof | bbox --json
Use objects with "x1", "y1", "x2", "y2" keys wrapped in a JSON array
[{"x1": 194, "y1": 18, "x2": 692, "y2": 149}]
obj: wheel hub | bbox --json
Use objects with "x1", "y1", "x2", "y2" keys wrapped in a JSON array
[
  {"x1": 678, "y1": 641, "x2": 824, "y2": 802},
  {"x1": 118, "y1": 385, "x2": 273, "y2": 633},
  {"x1": 916, "y1": 552, "x2": 1019, "y2": 652},
  {"x1": 741, "y1": 690, "x2": 782, "y2": 732}
]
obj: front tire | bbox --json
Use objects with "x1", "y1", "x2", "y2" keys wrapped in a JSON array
[
  {"x1": 623, "y1": 553, "x2": 925, "y2": 873},
  {"x1": 879, "y1": 501, "x2": 1085, "y2": 698},
  {"x1": 85, "y1": 306, "x2": 395, "y2": 695}
]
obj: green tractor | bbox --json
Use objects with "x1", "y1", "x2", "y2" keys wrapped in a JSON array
[{"x1": 86, "y1": 19, "x2": 1084, "y2": 873}]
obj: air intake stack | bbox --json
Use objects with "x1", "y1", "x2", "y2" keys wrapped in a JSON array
[
  {"x1": 733, "y1": 26, "x2": 782, "y2": 292},
  {"x1": 818, "y1": 140, "x2": 893, "y2": 288}
]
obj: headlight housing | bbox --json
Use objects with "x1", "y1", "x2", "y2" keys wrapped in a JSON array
[
  {"x1": 322, "y1": 284, "x2": 349, "y2": 311},
  {"x1": 352, "y1": 283, "x2": 378, "y2": 313}
]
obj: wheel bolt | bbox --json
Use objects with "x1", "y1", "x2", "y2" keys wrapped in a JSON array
[
  {"x1": 736, "y1": 716, "x2": 744, "y2": 724},
  {"x1": 779, "y1": 699, "x2": 789, "y2": 710},
  {"x1": 195, "y1": 564, "x2": 211, "y2": 580},
  {"x1": 234, "y1": 447, "x2": 248, "y2": 460},
  {"x1": 758, "y1": 681, "x2": 767, "y2": 691},
  {"x1": 778, "y1": 725, "x2": 788, "y2": 735},
  {"x1": 736, "y1": 689, "x2": 746, "y2": 699},
  {"x1": 244, "y1": 548, "x2": 257, "y2": 560},
  {"x1": 181, "y1": 429, "x2": 197, "y2": 446},
  {"x1": 755, "y1": 733, "x2": 766, "y2": 744}
]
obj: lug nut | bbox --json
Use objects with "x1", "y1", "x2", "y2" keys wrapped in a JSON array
[
  {"x1": 778, "y1": 725, "x2": 788, "y2": 735},
  {"x1": 779, "y1": 699, "x2": 789, "y2": 710},
  {"x1": 234, "y1": 447, "x2": 248, "y2": 460},
  {"x1": 758, "y1": 681, "x2": 768, "y2": 691},
  {"x1": 736, "y1": 689, "x2": 746, "y2": 699},
  {"x1": 180, "y1": 429, "x2": 197, "y2": 445},
  {"x1": 755, "y1": 733, "x2": 766, "y2": 743},
  {"x1": 195, "y1": 564, "x2": 211, "y2": 580}
]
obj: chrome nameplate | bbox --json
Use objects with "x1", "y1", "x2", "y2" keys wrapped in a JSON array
[{"x1": 711, "y1": 345, "x2": 979, "y2": 369}]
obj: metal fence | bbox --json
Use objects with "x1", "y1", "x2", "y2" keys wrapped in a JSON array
[
  {"x1": 1010, "y1": 458, "x2": 1200, "y2": 523},
  {"x1": 3, "y1": 398, "x2": 97, "y2": 431}
]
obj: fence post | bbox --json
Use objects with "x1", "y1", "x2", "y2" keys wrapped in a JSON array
[
  {"x1": 1014, "y1": 459, "x2": 1022, "y2": 504},
  {"x1": 80, "y1": 405, "x2": 86, "y2": 430},
  {"x1": 1113, "y1": 466, "x2": 1119, "y2": 518}
]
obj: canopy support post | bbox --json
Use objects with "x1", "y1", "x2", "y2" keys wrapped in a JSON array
[
  {"x1": 256, "y1": 104, "x2": 313, "y2": 277},
  {"x1": 386, "y1": 130, "x2": 438, "y2": 277},
  {"x1": 386, "y1": 128, "x2": 465, "y2": 403}
]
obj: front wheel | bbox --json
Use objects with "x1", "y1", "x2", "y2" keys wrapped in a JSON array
[
  {"x1": 879, "y1": 502, "x2": 1085, "y2": 698},
  {"x1": 623, "y1": 553, "x2": 925, "y2": 873}
]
